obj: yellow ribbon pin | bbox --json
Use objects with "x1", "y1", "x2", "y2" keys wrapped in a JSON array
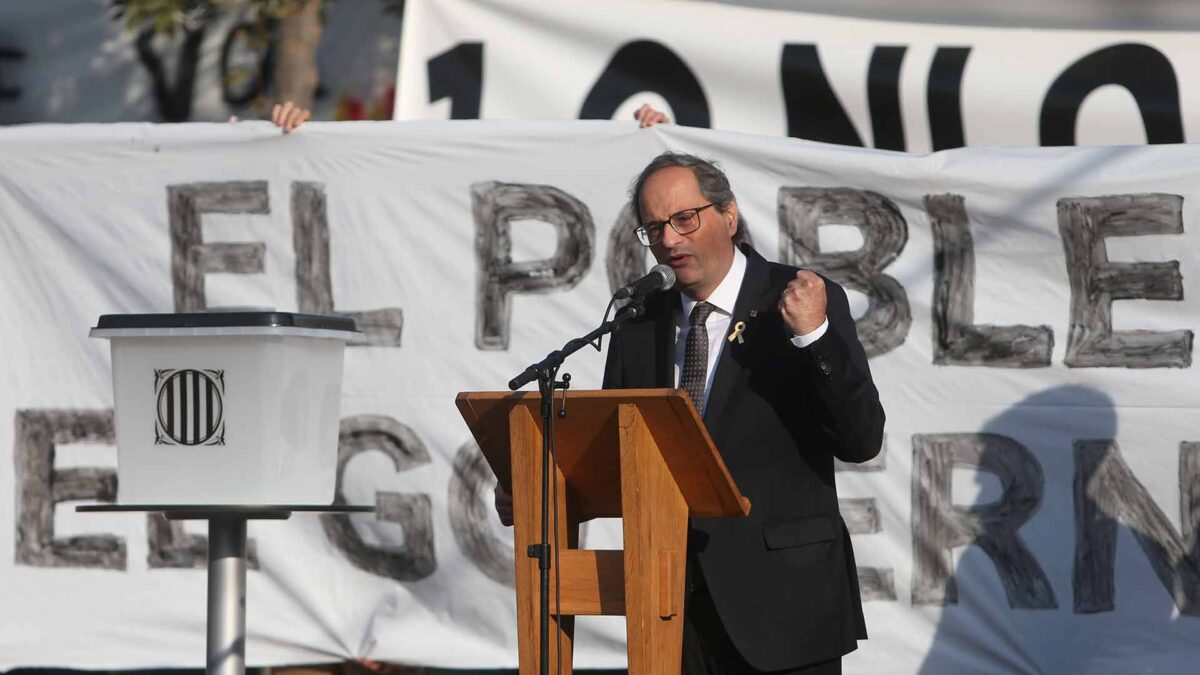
[{"x1": 727, "y1": 321, "x2": 746, "y2": 344}]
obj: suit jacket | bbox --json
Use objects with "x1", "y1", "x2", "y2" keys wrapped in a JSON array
[{"x1": 602, "y1": 245, "x2": 885, "y2": 671}]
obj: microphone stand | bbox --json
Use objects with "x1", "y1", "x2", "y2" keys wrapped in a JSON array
[{"x1": 507, "y1": 297, "x2": 646, "y2": 675}]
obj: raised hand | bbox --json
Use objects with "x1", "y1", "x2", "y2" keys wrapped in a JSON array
[
  {"x1": 778, "y1": 270, "x2": 827, "y2": 337},
  {"x1": 634, "y1": 103, "x2": 670, "y2": 128},
  {"x1": 271, "y1": 101, "x2": 311, "y2": 133}
]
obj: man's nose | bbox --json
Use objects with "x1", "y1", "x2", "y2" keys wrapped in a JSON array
[{"x1": 659, "y1": 222, "x2": 684, "y2": 248}]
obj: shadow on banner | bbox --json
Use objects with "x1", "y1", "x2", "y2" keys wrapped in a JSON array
[{"x1": 915, "y1": 385, "x2": 1199, "y2": 674}]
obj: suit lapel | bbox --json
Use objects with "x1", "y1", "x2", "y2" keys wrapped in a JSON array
[
  {"x1": 657, "y1": 291, "x2": 686, "y2": 386},
  {"x1": 654, "y1": 291, "x2": 681, "y2": 387},
  {"x1": 702, "y1": 247, "x2": 777, "y2": 436},
  {"x1": 623, "y1": 291, "x2": 678, "y2": 389}
]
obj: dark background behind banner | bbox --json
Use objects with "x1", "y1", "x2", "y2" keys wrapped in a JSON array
[{"x1": 0, "y1": 0, "x2": 400, "y2": 125}]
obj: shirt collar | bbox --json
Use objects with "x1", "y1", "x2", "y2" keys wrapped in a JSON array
[{"x1": 680, "y1": 247, "x2": 747, "y2": 320}]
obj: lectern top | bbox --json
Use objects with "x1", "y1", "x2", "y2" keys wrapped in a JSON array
[{"x1": 457, "y1": 388, "x2": 750, "y2": 520}]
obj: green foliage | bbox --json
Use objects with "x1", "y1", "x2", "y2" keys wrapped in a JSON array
[
  {"x1": 110, "y1": 0, "x2": 222, "y2": 36},
  {"x1": 110, "y1": 0, "x2": 339, "y2": 37}
]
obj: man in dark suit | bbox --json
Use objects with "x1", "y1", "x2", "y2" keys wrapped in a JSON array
[{"x1": 599, "y1": 152, "x2": 885, "y2": 674}]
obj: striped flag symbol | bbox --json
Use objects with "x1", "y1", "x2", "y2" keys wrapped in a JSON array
[{"x1": 155, "y1": 369, "x2": 224, "y2": 446}]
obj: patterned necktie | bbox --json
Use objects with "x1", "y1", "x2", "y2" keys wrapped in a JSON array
[{"x1": 680, "y1": 301, "x2": 715, "y2": 409}]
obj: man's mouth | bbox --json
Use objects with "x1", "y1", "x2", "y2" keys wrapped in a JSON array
[{"x1": 668, "y1": 253, "x2": 691, "y2": 266}]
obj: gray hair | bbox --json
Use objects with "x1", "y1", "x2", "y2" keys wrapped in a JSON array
[{"x1": 628, "y1": 151, "x2": 747, "y2": 242}]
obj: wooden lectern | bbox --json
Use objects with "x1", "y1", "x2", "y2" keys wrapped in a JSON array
[{"x1": 456, "y1": 389, "x2": 751, "y2": 675}]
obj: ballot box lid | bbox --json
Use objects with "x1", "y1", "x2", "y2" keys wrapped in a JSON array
[{"x1": 90, "y1": 311, "x2": 360, "y2": 340}]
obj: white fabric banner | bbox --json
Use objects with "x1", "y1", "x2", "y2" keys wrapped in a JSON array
[
  {"x1": 396, "y1": 0, "x2": 1200, "y2": 150},
  {"x1": 1, "y1": 120, "x2": 1199, "y2": 673}
]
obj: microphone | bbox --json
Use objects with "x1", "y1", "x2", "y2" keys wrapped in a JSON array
[{"x1": 614, "y1": 264, "x2": 676, "y2": 299}]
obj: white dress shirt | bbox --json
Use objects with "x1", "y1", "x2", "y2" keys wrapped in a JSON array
[{"x1": 674, "y1": 248, "x2": 829, "y2": 413}]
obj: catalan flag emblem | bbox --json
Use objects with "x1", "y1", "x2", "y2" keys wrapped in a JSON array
[{"x1": 154, "y1": 368, "x2": 225, "y2": 446}]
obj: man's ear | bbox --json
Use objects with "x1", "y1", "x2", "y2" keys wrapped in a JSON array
[{"x1": 724, "y1": 201, "x2": 739, "y2": 237}]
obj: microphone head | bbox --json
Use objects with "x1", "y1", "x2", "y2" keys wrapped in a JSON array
[{"x1": 650, "y1": 264, "x2": 676, "y2": 291}]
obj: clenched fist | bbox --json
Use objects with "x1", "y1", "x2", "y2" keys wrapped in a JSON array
[{"x1": 778, "y1": 270, "x2": 827, "y2": 336}]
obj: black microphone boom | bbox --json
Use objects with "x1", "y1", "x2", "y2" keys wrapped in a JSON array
[{"x1": 613, "y1": 264, "x2": 676, "y2": 299}]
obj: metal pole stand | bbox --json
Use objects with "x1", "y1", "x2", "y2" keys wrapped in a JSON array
[
  {"x1": 78, "y1": 504, "x2": 374, "y2": 675},
  {"x1": 207, "y1": 516, "x2": 248, "y2": 675}
]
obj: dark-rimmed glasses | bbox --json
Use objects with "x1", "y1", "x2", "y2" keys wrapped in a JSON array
[{"x1": 634, "y1": 203, "x2": 716, "y2": 246}]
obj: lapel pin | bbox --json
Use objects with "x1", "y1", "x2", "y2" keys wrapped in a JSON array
[
  {"x1": 749, "y1": 310, "x2": 758, "y2": 318},
  {"x1": 728, "y1": 321, "x2": 746, "y2": 344}
]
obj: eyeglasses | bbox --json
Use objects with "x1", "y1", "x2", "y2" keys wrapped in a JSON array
[{"x1": 635, "y1": 203, "x2": 717, "y2": 246}]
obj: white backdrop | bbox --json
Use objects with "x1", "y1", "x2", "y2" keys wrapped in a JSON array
[
  {"x1": 396, "y1": 0, "x2": 1200, "y2": 150},
  {"x1": 1, "y1": 120, "x2": 1199, "y2": 673}
]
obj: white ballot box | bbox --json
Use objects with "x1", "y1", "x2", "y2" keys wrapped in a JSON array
[{"x1": 91, "y1": 312, "x2": 361, "y2": 505}]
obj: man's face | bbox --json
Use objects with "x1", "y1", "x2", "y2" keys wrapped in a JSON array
[{"x1": 640, "y1": 166, "x2": 738, "y2": 301}]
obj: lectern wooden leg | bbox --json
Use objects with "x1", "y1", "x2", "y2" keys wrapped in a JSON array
[
  {"x1": 617, "y1": 404, "x2": 688, "y2": 675},
  {"x1": 509, "y1": 405, "x2": 577, "y2": 675}
]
